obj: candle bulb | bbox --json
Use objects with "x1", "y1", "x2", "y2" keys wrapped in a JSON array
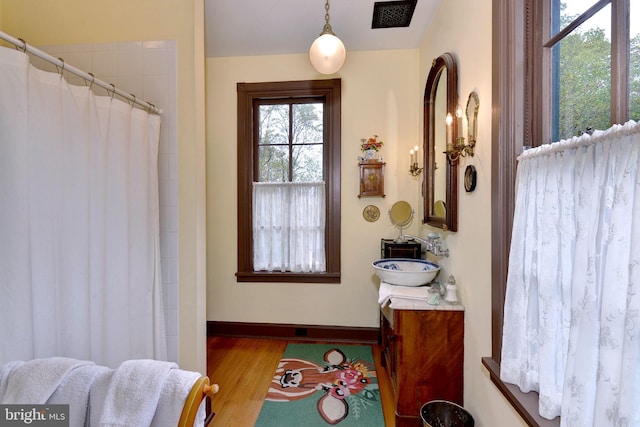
[
  {"x1": 446, "y1": 113, "x2": 453, "y2": 148},
  {"x1": 456, "y1": 105, "x2": 463, "y2": 141},
  {"x1": 409, "y1": 148, "x2": 414, "y2": 165}
]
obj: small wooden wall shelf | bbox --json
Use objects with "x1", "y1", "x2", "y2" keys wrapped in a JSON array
[{"x1": 358, "y1": 161, "x2": 385, "y2": 198}]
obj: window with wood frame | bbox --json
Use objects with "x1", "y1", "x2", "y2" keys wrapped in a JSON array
[
  {"x1": 485, "y1": 1, "x2": 638, "y2": 425},
  {"x1": 236, "y1": 79, "x2": 341, "y2": 283},
  {"x1": 528, "y1": 0, "x2": 639, "y2": 145}
]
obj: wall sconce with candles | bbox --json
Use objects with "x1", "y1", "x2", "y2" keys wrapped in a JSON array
[
  {"x1": 444, "y1": 104, "x2": 476, "y2": 162},
  {"x1": 409, "y1": 145, "x2": 423, "y2": 177}
]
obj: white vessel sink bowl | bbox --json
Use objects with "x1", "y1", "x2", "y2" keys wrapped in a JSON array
[{"x1": 372, "y1": 258, "x2": 440, "y2": 287}]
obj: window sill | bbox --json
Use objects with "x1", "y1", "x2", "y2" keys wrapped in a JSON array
[
  {"x1": 481, "y1": 357, "x2": 559, "y2": 427},
  {"x1": 235, "y1": 271, "x2": 340, "y2": 284}
]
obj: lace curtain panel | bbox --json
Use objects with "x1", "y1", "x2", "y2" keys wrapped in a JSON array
[
  {"x1": 253, "y1": 182, "x2": 326, "y2": 272},
  {"x1": 500, "y1": 120, "x2": 640, "y2": 426}
]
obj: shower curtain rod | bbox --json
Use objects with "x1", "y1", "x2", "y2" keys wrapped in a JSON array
[{"x1": 0, "y1": 31, "x2": 162, "y2": 115}]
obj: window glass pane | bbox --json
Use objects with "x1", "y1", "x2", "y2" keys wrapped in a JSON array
[
  {"x1": 292, "y1": 103, "x2": 324, "y2": 182},
  {"x1": 292, "y1": 103, "x2": 323, "y2": 144},
  {"x1": 552, "y1": 4, "x2": 611, "y2": 140},
  {"x1": 554, "y1": 0, "x2": 604, "y2": 36},
  {"x1": 293, "y1": 144, "x2": 323, "y2": 182},
  {"x1": 258, "y1": 145, "x2": 289, "y2": 182},
  {"x1": 631, "y1": 1, "x2": 640, "y2": 121},
  {"x1": 258, "y1": 104, "x2": 290, "y2": 182},
  {"x1": 258, "y1": 104, "x2": 289, "y2": 146}
]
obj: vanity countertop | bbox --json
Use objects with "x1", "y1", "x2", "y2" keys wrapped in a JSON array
[{"x1": 385, "y1": 297, "x2": 465, "y2": 311}]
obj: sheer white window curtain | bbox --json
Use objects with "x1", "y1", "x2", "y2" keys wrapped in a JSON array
[
  {"x1": 253, "y1": 182, "x2": 326, "y2": 273},
  {"x1": 501, "y1": 120, "x2": 640, "y2": 426}
]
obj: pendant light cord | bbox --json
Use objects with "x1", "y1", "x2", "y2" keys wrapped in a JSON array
[
  {"x1": 325, "y1": 0, "x2": 330, "y2": 24},
  {"x1": 322, "y1": 0, "x2": 334, "y2": 34}
]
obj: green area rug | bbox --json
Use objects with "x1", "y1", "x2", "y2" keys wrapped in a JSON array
[{"x1": 255, "y1": 343, "x2": 384, "y2": 426}]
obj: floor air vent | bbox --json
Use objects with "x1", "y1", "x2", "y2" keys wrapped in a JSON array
[{"x1": 294, "y1": 328, "x2": 308, "y2": 337}]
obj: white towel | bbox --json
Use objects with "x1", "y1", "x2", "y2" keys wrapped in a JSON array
[
  {"x1": 0, "y1": 357, "x2": 94, "y2": 404},
  {"x1": 48, "y1": 364, "x2": 110, "y2": 427},
  {"x1": 378, "y1": 281, "x2": 433, "y2": 307},
  {"x1": 99, "y1": 359, "x2": 177, "y2": 427},
  {"x1": 88, "y1": 367, "x2": 115, "y2": 427},
  {"x1": 150, "y1": 369, "x2": 202, "y2": 427},
  {"x1": 0, "y1": 361, "x2": 24, "y2": 402},
  {"x1": 389, "y1": 297, "x2": 440, "y2": 310}
]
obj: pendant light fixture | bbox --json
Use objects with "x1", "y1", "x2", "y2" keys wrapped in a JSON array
[{"x1": 309, "y1": 0, "x2": 346, "y2": 74}]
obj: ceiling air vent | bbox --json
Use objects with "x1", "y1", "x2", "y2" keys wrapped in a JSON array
[{"x1": 371, "y1": 0, "x2": 418, "y2": 29}]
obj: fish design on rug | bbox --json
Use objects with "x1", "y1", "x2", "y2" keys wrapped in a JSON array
[{"x1": 265, "y1": 348, "x2": 379, "y2": 424}]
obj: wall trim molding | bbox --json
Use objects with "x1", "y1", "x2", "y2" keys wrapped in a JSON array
[{"x1": 207, "y1": 321, "x2": 380, "y2": 344}]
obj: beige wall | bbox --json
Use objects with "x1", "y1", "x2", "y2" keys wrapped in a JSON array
[
  {"x1": 206, "y1": 0, "x2": 528, "y2": 425},
  {"x1": 1, "y1": 0, "x2": 529, "y2": 422},
  {"x1": 418, "y1": 0, "x2": 527, "y2": 425},
  {"x1": 1, "y1": 0, "x2": 207, "y2": 374},
  {"x1": 206, "y1": 49, "x2": 422, "y2": 327}
]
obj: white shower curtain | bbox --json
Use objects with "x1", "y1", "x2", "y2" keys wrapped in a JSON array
[
  {"x1": 501, "y1": 120, "x2": 640, "y2": 426},
  {"x1": 0, "y1": 46, "x2": 166, "y2": 367}
]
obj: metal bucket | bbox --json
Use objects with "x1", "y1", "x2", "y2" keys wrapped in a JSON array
[{"x1": 420, "y1": 400, "x2": 474, "y2": 427}]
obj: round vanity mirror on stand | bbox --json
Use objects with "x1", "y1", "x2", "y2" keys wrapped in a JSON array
[{"x1": 389, "y1": 201, "x2": 414, "y2": 243}]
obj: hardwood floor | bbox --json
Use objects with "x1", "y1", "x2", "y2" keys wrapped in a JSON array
[{"x1": 206, "y1": 336, "x2": 396, "y2": 427}]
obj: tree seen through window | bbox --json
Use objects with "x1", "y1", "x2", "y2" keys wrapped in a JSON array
[
  {"x1": 257, "y1": 102, "x2": 323, "y2": 183},
  {"x1": 552, "y1": 0, "x2": 640, "y2": 140}
]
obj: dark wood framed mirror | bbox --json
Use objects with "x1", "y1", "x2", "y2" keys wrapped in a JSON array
[{"x1": 423, "y1": 52, "x2": 458, "y2": 232}]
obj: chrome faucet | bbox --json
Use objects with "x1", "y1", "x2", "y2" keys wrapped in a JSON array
[{"x1": 404, "y1": 232, "x2": 450, "y2": 257}]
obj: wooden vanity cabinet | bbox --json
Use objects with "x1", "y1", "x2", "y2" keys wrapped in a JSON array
[{"x1": 380, "y1": 305, "x2": 464, "y2": 427}]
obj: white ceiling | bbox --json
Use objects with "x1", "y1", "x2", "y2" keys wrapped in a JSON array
[{"x1": 204, "y1": 0, "x2": 441, "y2": 58}]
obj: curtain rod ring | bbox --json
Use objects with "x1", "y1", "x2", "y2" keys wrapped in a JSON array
[
  {"x1": 85, "y1": 72, "x2": 95, "y2": 90},
  {"x1": 108, "y1": 83, "x2": 116, "y2": 99},
  {"x1": 129, "y1": 93, "x2": 137, "y2": 107},
  {"x1": 147, "y1": 102, "x2": 156, "y2": 115},
  {"x1": 56, "y1": 57, "x2": 65, "y2": 77},
  {"x1": 16, "y1": 38, "x2": 27, "y2": 53}
]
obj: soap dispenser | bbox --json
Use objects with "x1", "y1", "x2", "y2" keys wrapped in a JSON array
[{"x1": 444, "y1": 274, "x2": 459, "y2": 304}]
